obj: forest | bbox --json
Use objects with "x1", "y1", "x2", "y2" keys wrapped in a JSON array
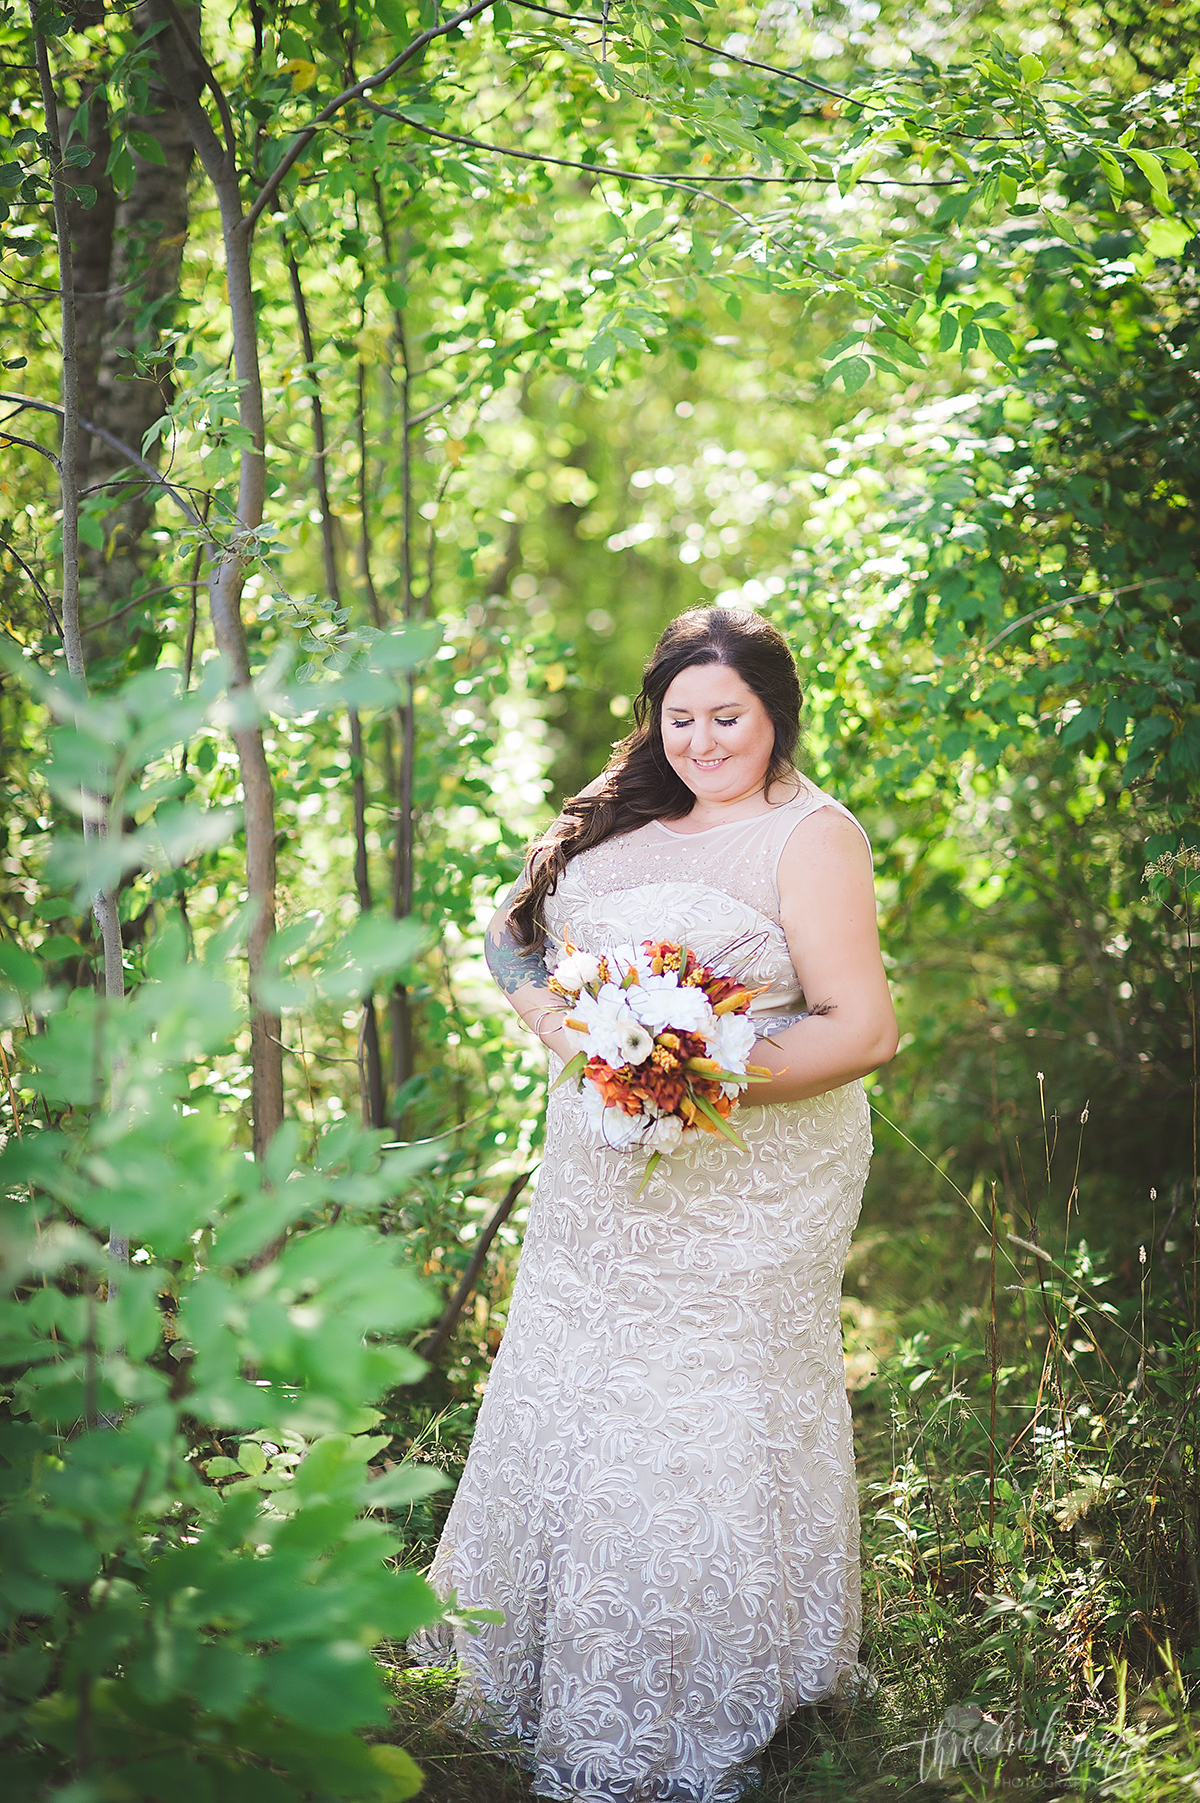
[{"x1": 0, "y1": 0, "x2": 1197, "y2": 1794}]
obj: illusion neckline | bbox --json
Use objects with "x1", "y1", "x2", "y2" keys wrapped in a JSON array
[{"x1": 651, "y1": 780, "x2": 811, "y2": 840}]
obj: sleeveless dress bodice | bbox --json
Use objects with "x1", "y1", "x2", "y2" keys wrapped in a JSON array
[
  {"x1": 547, "y1": 776, "x2": 868, "y2": 1027},
  {"x1": 410, "y1": 777, "x2": 875, "y2": 1802}
]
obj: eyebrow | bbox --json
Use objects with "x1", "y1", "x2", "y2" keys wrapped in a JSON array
[{"x1": 664, "y1": 701, "x2": 747, "y2": 713}]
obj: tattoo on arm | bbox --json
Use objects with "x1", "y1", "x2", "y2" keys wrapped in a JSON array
[{"x1": 485, "y1": 916, "x2": 550, "y2": 995}]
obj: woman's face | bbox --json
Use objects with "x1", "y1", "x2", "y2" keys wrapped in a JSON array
[{"x1": 659, "y1": 662, "x2": 777, "y2": 806}]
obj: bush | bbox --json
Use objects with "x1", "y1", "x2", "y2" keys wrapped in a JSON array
[{"x1": 0, "y1": 932, "x2": 454, "y2": 1801}]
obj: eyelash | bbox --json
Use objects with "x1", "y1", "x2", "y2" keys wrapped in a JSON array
[{"x1": 672, "y1": 717, "x2": 740, "y2": 728}]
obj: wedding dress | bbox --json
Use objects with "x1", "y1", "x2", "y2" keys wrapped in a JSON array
[{"x1": 410, "y1": 778, "x2": 874, "y2": 1801}]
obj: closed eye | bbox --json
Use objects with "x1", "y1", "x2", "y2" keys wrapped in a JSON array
[{"x1": 715, "y1": 716, "x2": 740, "y2": 727}]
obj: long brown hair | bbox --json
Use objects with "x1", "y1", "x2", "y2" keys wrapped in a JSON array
[{"x1": 508, "y1": 606, "x2": 803, "y2": 950}]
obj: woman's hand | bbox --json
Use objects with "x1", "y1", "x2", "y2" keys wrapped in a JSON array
[{"x1": 742, "y1": 808, "x2": 898, "y2": 1105}]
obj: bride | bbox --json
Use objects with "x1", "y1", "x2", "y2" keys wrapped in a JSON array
[{"x1": 411, "y1": 607, "x2": 898, "y2": 1800}]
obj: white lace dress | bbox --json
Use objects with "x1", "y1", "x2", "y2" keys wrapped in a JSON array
[{"x1": 410, "y1": 779, "x2": 874, "y2": 1801}]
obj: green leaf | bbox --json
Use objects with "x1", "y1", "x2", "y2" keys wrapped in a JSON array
[
  {"x1": 15, "y1": 1518, "x2": 99, "y2": 1584},
  {"x1": 689, "y1": 1093, "x2": 748, "y2": 1150},
  {"x1": 317, "y1": 915, "x2": 431, "y2": 1002},
  {"x1": 1018, "y1": 53, "x2": 1045, "y2": 83},
  {"x1": 0, "y1": 941, "x2": 42, "y2": 993},
  {"x1": 874, "y1": 331, "x2": 924, "y2": 370},
  {"x1": 549, "y1": 1050, "x2": 587, "y2": 1093},
  {"x1": 1061, "y1": 705, "x2": 1101, "y2": 746},
  {"x1": 980, "y1": 326, "x2": 1016, "y2": 365},
  {"x1": 1096, "y1": 148, "x2": 1125, "y2": 197},
  {"x1": 128, "y1": 131, "x2": 169, "y2": 167},
  {"x1": 261, "y1": 1639, "x2": 388, "y2": 1732},
  {"x1": 835, "y1": 355, "x2": 871, "y2": 394},
  {"x1": 1127, "y1": 147, "x2": 1168, "y2": 197},
  {"x1": 362, "y1": 1463, "x2": 448, "y2": 1508},
  {"x1": 1144, "y1": 216, "x2": 1194, "y2": 258},
  {"x1": 1128, "y1": 713, "x2": 1173, "y2": 759},
  {"x1": 937, "y1": 312, "x2": 959, "y2": 352},
  {"x1": 368, "y1": 1744, "x2": 424, "y2": 1802},
  {"x1": 237, "y1": 1440, "x2": 268, "y2": 1476}
]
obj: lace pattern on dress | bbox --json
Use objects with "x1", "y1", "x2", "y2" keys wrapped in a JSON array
[{"x1": 409, "y1": 779, "x2": 875, "y2": 1803}]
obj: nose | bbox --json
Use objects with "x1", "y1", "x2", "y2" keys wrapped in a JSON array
[{"x1": 691, "y1": 717, "x2": 718, "y2": 756}]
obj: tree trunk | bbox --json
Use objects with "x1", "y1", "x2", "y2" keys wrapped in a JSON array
[
  {"x1": 150, "y1": 0, "x2": 283, "y2": 1159},
  {"x1": 287, "y1": 245, "x2": 386, "y2": 1128},
  {"x1": 82, "y1": 5, "x2": 195, "y2": 648},
  {"x1": 34, "y1": 12, "x2": 127, "y2": 1278},
  {"x1": 374, "y1": 204, "x2": 418, "y2": 1128},
  {"x1": 59, "y1": 81, "x2": 115, "y2": 485}
]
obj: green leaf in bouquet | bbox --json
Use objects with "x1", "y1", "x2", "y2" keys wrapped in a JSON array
[
  {"x1": 549, "y1": 1050, "x2": 588, "y2": 1092},
  {"x1": 635, "y1": 1150, "x2": 663, "y2": 1197},
  {"x1": 690, "y1": 1092, "x2": 749, "y2": 1151}
]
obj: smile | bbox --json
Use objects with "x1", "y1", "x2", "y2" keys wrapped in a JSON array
[{"x1": 691, "y1": 758, "x2": 728, "y2": 769}]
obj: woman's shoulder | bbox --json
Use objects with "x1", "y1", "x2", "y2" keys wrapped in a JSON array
[{"x1": 771, "y1": 776, "x2": 872, "y2": 861}]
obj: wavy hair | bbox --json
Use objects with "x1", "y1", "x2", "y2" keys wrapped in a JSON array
[{"x1": 507, "y1": 607, "x2": 803, "y2": 950}]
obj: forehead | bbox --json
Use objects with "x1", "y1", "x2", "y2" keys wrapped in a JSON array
[{"x1": 662, "y1": 663, "x2": 759, "y2": 710}]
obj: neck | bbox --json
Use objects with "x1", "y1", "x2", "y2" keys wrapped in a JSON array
[{"x1": 677, "y1": 771, "x2": 799, "y2": 827}]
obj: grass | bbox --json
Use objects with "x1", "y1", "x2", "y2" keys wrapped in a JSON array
[{"x1": 373, "y1": 1047, "x2": 1199, "y2": 1801}]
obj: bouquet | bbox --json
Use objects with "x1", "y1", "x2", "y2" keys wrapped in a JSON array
[{"x1": 547, "y1": 935, "x2": 769, "y2": 1181}]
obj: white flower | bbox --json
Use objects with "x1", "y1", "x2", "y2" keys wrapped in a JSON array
[
  {"x1": 580, "y1": 1079, "x2": 645, "y2": 1148},
  {"x1": 565, "y1": 983, "x2": 640, "y2": 1066},
  {"x1": 551, "y1": 949, "x2": 602, "y2": 993},
  {"x1": 604, "y1": 941, "x2": 653, "y2": 985},
  {"x1": 712, "y1": 1011, "x2": 757, "y2": 1075},
  {"x1": 650, "y1": 1114, "x2": 684, "y2": 1150},
  {"x1": 614, "y1": 1022, "x2": 654, "y2": 1066},
  {"x1": 628, "y1": 979, "x2": 716, "y2": 1040}
]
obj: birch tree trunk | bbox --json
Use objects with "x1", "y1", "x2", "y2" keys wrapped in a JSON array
[{"x1": 150, "y1": 0, "x2": 284, "y2": 1157}]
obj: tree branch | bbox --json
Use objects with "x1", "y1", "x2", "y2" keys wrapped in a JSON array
[
  {"x1": 243, "y1": 0, "x2": 496, "y2": 232},
  {"x1": 418, "y1": 1169, "x2": 534, "y2": 1364},
  {"x1": 979, "y1": 577, "x2": 1175, "y2": 654},
  {"x1": 363, "y1": 99, "x2": 963, "y2": 199},
  {"x1": 0, "y1": 425, "x2": 60, "y2": 467},
  {"x1": 158, "y1": 0, "x2": 237, "y2": 163},
  {"x1": 1, "y1": 536, "x2": 63, "y2": 640},
  {"x1": 366, "y1": 104, "x2": 836, "y2": 267},
  {"x1": 0, "y1": 393, "x2": 207, "y2": 529}
]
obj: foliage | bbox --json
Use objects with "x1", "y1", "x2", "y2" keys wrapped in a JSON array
[
  {"x1": 0, "y1": 668, "x2": 472, "y2": 1800},
  {"x1": 1, "y1": 0, "x2": 1198, "y2": 1796}
]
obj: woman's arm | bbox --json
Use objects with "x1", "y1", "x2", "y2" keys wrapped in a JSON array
[
  {"x1": 744, "y1": 808, "x2": 898, "y2": 1105},
  {"x1": 485, "y1": 777, "x2": 610, "y2": 1061},
  {"x1": 484, "y1": 899, "x2": 575, "y2": 1063}
]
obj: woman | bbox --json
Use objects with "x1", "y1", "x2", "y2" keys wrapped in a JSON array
[{"x1": 411, "y1": 607, "x2": 898, "y2": 1801}]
